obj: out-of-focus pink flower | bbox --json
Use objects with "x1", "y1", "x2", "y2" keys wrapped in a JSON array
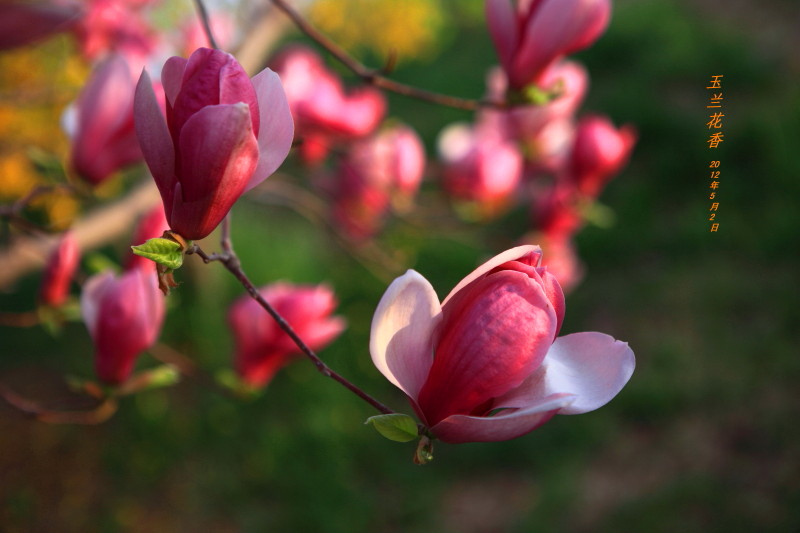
[
  {"x1": 126, "y1": 205, "x2": 169, "y2": 270},
  {"x1": 228, "y1": 283, "x2": 346, "y2": 388},
  {"x1": 39, "y1": 231, "x2": 79, "y2": 307},
  {"x1": 486, "y1": 0, "x2": 610, "y2": 89},
  {"x1": 81, "y1": 267, "x2": 165, "y2": 384},
  {"x1": 371, "y1": 245, "x2": 634, "y2": 443},
  {"x1": 272, "y1": 46, "x2": 385, "y2": 163},
  {"x1": 134, "y1": 47, "x2": 294, "y2": 240},
  {"x1": 179, "y1": 10, "x2": 235, "y2": 57},
  {"x1": 68, "y1": 54, "x2": 144, "y2": 186},
  {"x1": 438, "y1": 121, "x2": 523, "y2": 217},
  {"x1": 0, "y1": 1, "x2": 84, "y2": 50},
  {"x1": 73, "y1": 0, "x2": 157, "y2": 67},
  {"x1": 533, "y1": 183, "x2": 584, "y2": 239},
  {"x1": 330, "y1": 124, "x2": 425, "y2": 239},
  {"x1": 568, "y1": 114, "x2": 636, "y2": 198},
  {"x1": 483, "y1": 62, "x2": 587, "y2": 173}
]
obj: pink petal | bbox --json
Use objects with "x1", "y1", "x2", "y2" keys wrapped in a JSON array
[
  {"x1": 161, "y1": 55, "x2": 188, "y2": 108},
  {"x1": 441, "y1": 245, "x2": 541, "y2": 306},
  {"x1": 497, "y1": 332, "x2": 635, "y2": 415},
  {"x1": 514, "y1": 0, "x2": 610, "y2": 86},
  {"x1": 246, "y1": 67, "x2": 295, "y2": 191},
  {"x1": 369, "y1": 270, "x2": 441, "y2": 402},
  {"x1": 485, "y1": 0, "x2": 519, "y2": 76},
  {"x1": 169, "y1": 103, "x2": 258, "y2": 239},
  {"x1": 430, "y1": 393, "x2": 576, "y2": 443},
  {"x1": 134, "y1": 69, "x2": 175, "y2": 202},
  {"x1": 80, "y1": 270, "x2": 116, "y2": 340},
  {"x1": 417, "y1": 270, "x2": 557, "y2": 425}
]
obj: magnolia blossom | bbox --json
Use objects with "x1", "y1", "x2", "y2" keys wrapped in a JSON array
[
  {"x1": 272, "y1": 46, "x2": 385, "y2": 164},
  {"x1": 438, "y1": 121, "x2": 523, "y2": 216},
  {"x1": 331, "y1": 124, "x2": 425, "y2": 239},
  {"x1": 486, "y1": 0, "x2": 610, "y2": 89},
  {"x1": 68, "y1": 54, "x2": 144, "y2": 185},
  {"x1": 81, "y1": 267, "x2": 165, "y2": 384},
  {"x1": 371, "y1": 246, "x2": 634, "y2": 443},
  {"x1": 39, "y1": 231, "x2": 79, "y2": 307},
  {"x1": 0, "y1": 1, "x2": 83, "y2": 50},
  {"x1": 73, "y1": 0, "x2": 158, "y2": 67},
  {"x1": 134, "y1": 47, "x2": 294, "y2": 240},
  {"x1": 568, "y1": 114, "x2": 636, "y2": 198},
  {"x1": 228, "y1": 283, "x2": 346, "y2": 388}
]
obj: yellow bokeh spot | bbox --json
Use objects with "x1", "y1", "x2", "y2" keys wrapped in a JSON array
[{"x1": 308, "y1": 0, "x2": 447, "y2": 63}]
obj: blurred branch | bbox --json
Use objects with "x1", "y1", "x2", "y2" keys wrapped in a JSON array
[
  {"x1": 0, "y1": 311, "x2": 40, "y2": 327},
  {"x1": 0, "y1": 383, "x2": 118, "y2": 425},
  {"x1": 193, "y1": 0, "x2": 219, "y2": 49},
  {"x1": 254, "y1": 178, "x2": 404, "y2": 283},
  {"x1": 186, "y1": 239, "x2": 394, "y2": 415},
  {"x1": 0, "y1": 180, "x2": 160, "y2": 289},
  {"x1": 269, "y1": 0, "x2": 504, "y2": 111}
]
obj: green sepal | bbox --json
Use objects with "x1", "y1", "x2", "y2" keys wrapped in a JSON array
[
  {"x1": 365, "y1": 413, "x2": 419, "y2": 442},
  {"x1": 131, "y1": 237, "x2": 185, "y2": 270}
]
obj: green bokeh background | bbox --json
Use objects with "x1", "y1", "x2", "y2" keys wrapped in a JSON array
[{"x1": 1, "y1": 0, "x2": 798, "y2": 531}]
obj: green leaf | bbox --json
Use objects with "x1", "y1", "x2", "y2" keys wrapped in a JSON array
[
  {"x1": 365, "y1": 413, "x2": 419, "y2": 442},
  {"x1": 131, "y1": 238, "x2": 185, "y2": 270}
]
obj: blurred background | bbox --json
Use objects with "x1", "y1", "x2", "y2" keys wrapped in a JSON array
[{"x1": 1, "y1": 0, "x2": 798, "y2": 531}]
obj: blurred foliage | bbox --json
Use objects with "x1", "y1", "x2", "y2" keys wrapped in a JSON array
[{"x1": 1, "y1": 0, "x2": 799, "y2": 532}]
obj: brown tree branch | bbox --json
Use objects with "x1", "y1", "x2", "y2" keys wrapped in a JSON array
[{"x1": 269, "y1": 0, "x2": 505, "y2": 111}]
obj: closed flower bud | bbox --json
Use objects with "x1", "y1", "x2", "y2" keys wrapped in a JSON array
[
  {"x1": 371, "y1": 246, "x2": 634, "y2": 443},
  {"x1": 486, "y1": 0, "x2": 610, "y2": 90},
  {"x1": 569, "y1": 114, "x2": 636, "y2": 198},
  {"x1": 39, "y1": 231, "x2": 79, "y2": 307},
  {"x1": 228, "y1": 283, "x2": 346, "y2": 388},
  {"x1": 81, "y1": 267, "x2": 165, "y2": 384},
  {"x1": 134, "y1": 47, "x2": 294, "y2": 240},
  {"x1": 68, "y1": 54, "x2": 143, "y2": 186}
]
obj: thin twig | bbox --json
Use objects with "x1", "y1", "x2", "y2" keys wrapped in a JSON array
[
  {"x1": 269, "y1": 0, "x2": 504, "y2": 111},
  {"x1": 0, "y1": 383, "x2": 118, "y2": 425},
  {"x1": 193, "y1": 0, "x2": 219, "y2": 49},
  {"x1": 186, "y1": 243, "x2": 394, "y2": 415}
]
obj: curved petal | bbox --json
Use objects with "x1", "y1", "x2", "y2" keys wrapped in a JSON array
[
  {"x1": 485, "y1": 0, "x2": 519, "y2": 76},
  {"x1": 441, "y1": 245, "x2": 541, "y2": 306},
  {"x1": 430, "y1": 393, "x2": 575, "y2": 443},
  {"x1": 497, "y1": 332, "x2": 635, "y2": 415},
  {"x1": 417, "y1": 270, "x2": 557, "y2": 425},
  {"x1": 134, "y1": 69, "x2": 175, "y2": 201},
  {"x1": 369, "y1": 270, "x2": 441, "y2": 402},
  {"x1": 161, "y1": 55, "x2": 188, "y2": 108},
  {"x1": 80, "y1": 270, "x2": 116, "y2": 340},
  {"x1": 170, "y1": 103, "x2": 258, "y2": 239},
  {"x1": 246, "y1": 67, "x2": 295, "y2": 191}
]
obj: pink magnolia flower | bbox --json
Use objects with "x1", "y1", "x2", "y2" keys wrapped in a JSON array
[
  {"x1": 0, "y1": 1, "x2": 83, "y2": 50},
  {"x1": 486, "y1": 0, "x2": 610, "y2": 89},
  {"x1": 272, "y1": 46, "x2": 385, "y2": 163},
  {"x1": 228, "y1": 283, "x2": 346, "y2": 388},
  {"x1": 330, "y1": 124, "x2": 425, "y2": 239},
  {"x1": 438, "y1": 120, "x2": 523, "y2": 217},
  {"x1": 125, "y1": 205, "x2": 169, "y2": 270},
  {"x1": 73, "y1": 0, "x2": 157, "y2": 67},
  {"x1": 81, "y1": 267, "x2": 165, "y2": 384},
  {"x1": 68, "y1": 54, "x2": 144, "y2": 186},
  {"x1": 371, "y1": 245, "x2": 634, "y2": 443},
  {"x1": 483, "y1": 62, "x2": 587, "y2": 173},
  {"x1": 568, "y1": 114, "x2": 636, "y2": 198},
  {"x1": 134, "y1": 47, "x2": 294, "y2": 240},
  {"x1": 39, "y1": 231, "x2": 79, "y2": 307}
]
